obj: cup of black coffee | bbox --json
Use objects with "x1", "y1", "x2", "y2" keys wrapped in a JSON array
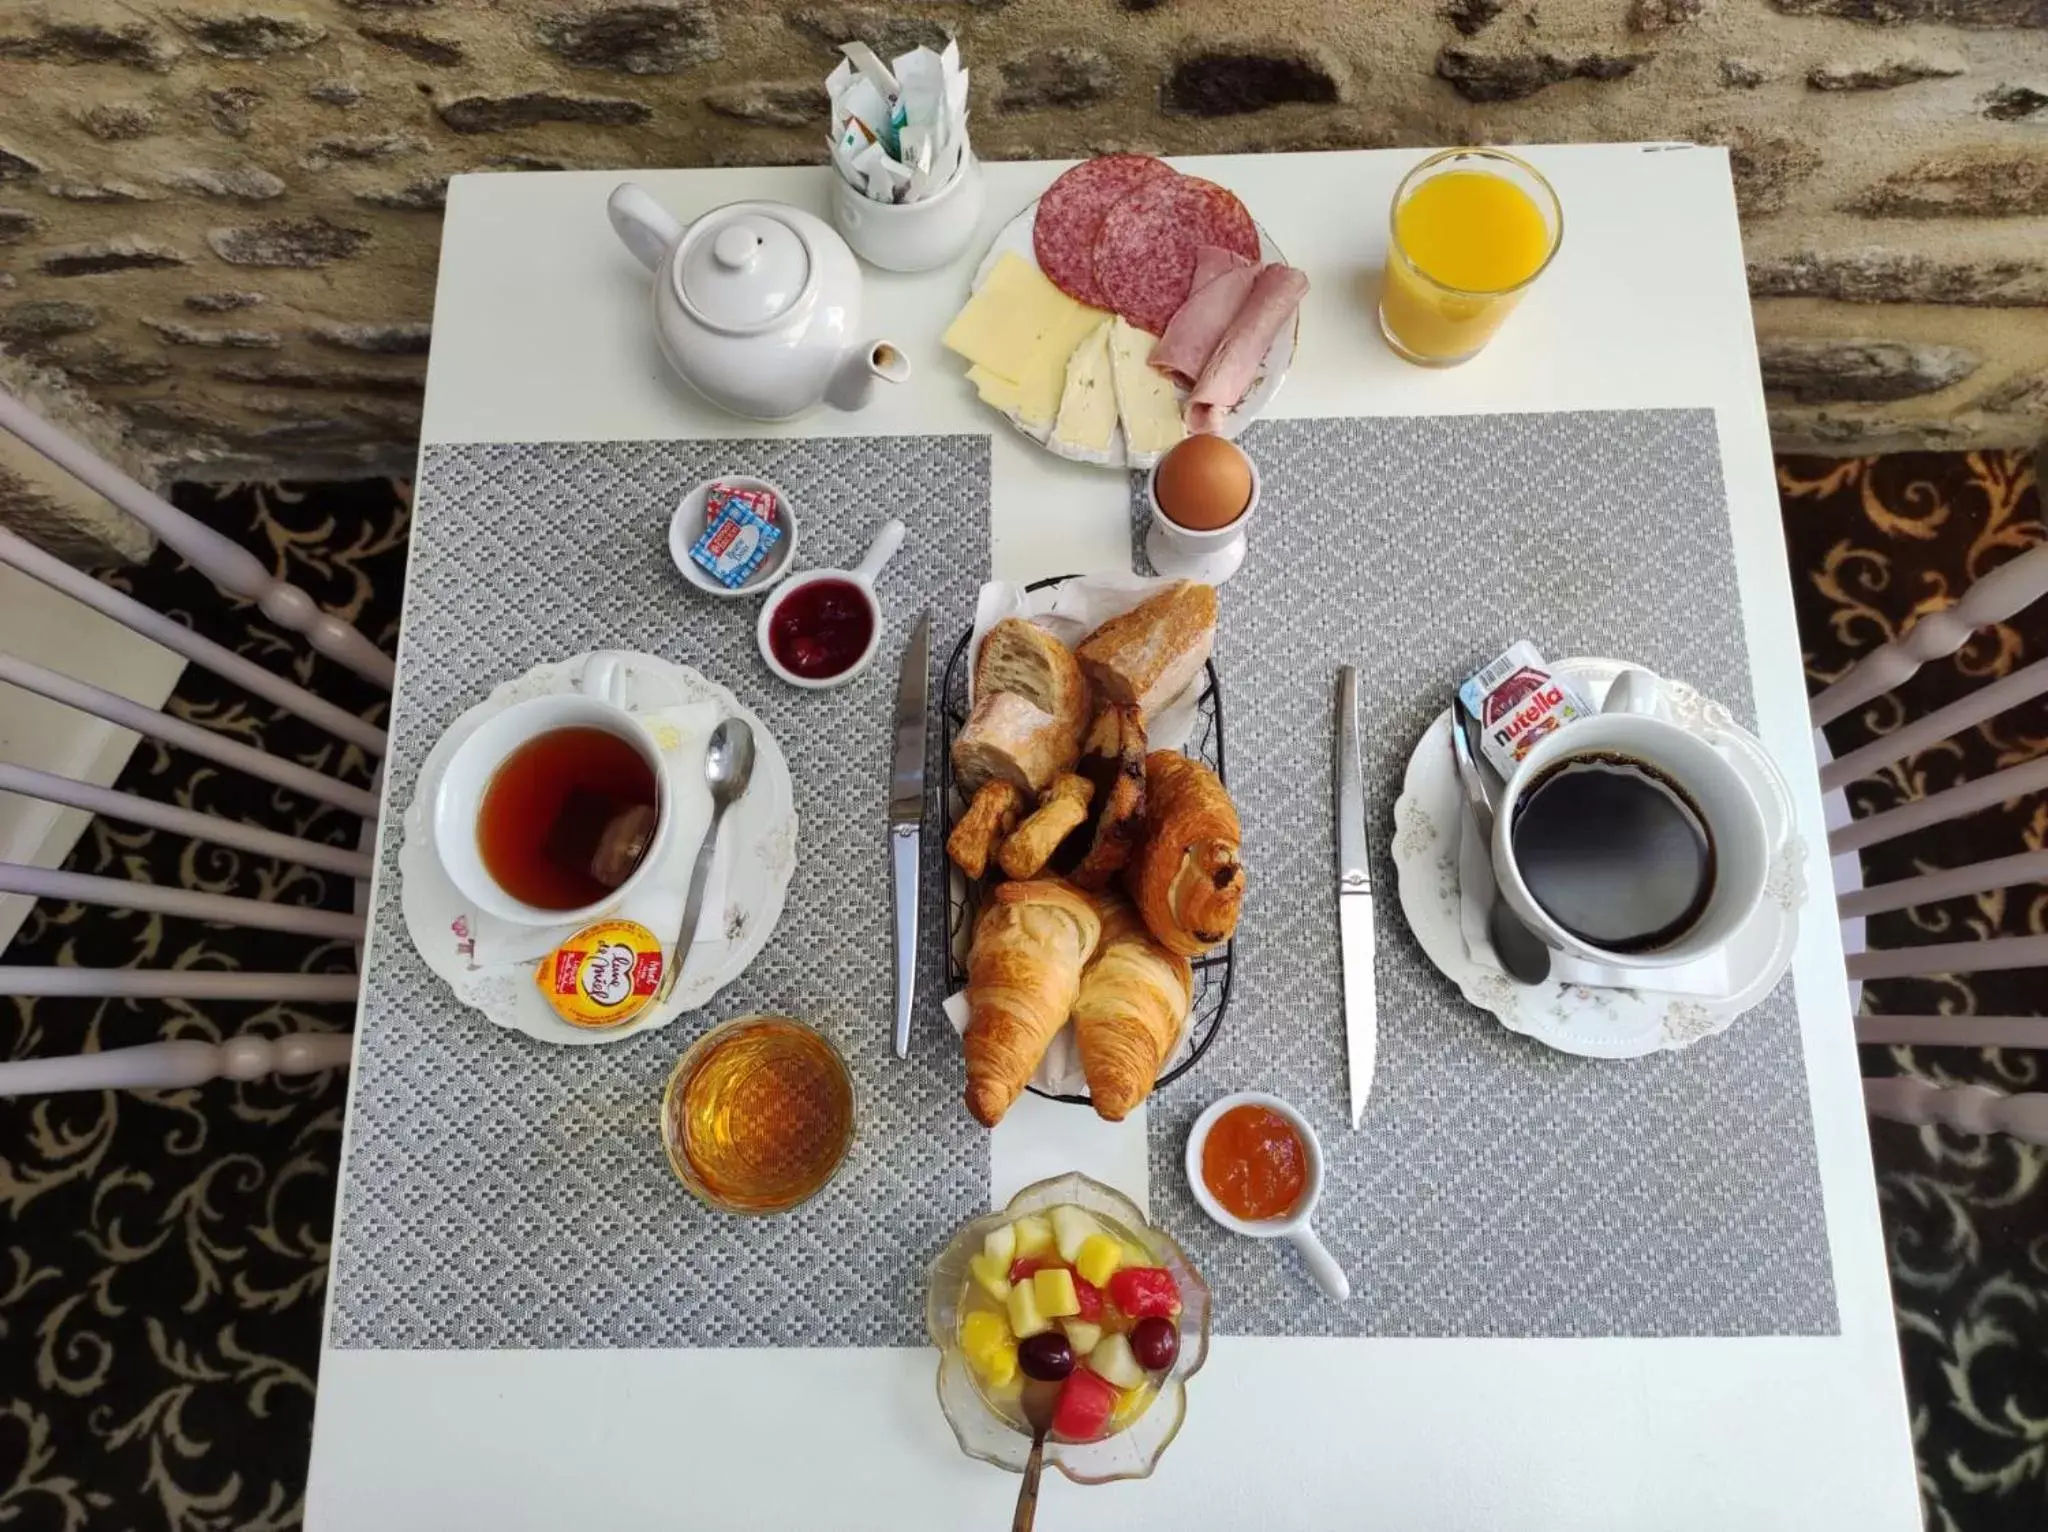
[{"x1": 1490, "y1": 669, "x2": 1769, "y2": 969}]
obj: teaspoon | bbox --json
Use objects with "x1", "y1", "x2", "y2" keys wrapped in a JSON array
[{"x1": 655, "y1": 717, "x2": 755, "y2": 1004}]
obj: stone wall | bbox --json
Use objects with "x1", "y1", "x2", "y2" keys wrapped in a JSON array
[{"x1": 0, "y1": 0, "x2": 2044, "y2": 483}]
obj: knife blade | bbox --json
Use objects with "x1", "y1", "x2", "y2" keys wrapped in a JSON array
[
  {"x1": 1335, "y1": 666, "x2": 1377, "y2": 1129},
  {"x1": 889, "y1": 611, "x2": 931, "y2": 1060}
]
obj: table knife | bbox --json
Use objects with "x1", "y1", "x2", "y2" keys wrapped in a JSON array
[
  {"x1": 889, "y1": 611, "x2": 931, "y2": 1060},
  {"x1": 1335, "y1": 666, "x2": 1378, "y2": 1129}
]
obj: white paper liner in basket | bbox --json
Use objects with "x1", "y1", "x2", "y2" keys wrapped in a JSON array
[{"x1": 947, "y1": 572, "x2": 1210, "y2": 1097}]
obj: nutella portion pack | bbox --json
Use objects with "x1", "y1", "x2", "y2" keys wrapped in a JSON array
[{"x1": 1457, "y1": 641, "x2": 1595, "y2": 778}]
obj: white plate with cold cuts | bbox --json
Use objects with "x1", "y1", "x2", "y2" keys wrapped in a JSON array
[
  {"x1": 398, "y1": 651, "x2": 798, "y2": 1046},
  {"x1": 1390, "y1": 658, "x2": 1808, "y2": 1059},
  {"x1": 957, "y1": 161, "x2": 1297, "y2": 471}
]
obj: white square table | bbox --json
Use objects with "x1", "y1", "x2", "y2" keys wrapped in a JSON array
[{"x1": 308, "y1": 147, "x2": 1919, "y2": 1530}]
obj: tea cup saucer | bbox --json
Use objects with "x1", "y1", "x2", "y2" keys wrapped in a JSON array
[
  {"x1": 1390, "y1": 657, "x2": 1808, "y2": 1059},
  {"x1": 396, "y1": 651, "x2": 799, "y2": 1047}
]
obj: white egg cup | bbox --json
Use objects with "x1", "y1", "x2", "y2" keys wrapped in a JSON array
[
  {"x1": 755, "y1": 518, "x2": 906, "y2": 690},
  {"x1": 1143, "y1": 448, "x2": 1260, "y2": 586},
  {"x1": 669, "y1": 475, "x2": 799, "y2": 599},
  {"x1": 1185, "y1": 1091, "x2": 1351, "y2": 1302}
]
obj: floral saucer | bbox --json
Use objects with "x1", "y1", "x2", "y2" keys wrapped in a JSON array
[
  {"x1": 1390, "y1": 658, "x2": 1807, "y2": 1059},
  {"x1": 397, "y1": 651, "x2": 798, "y2": 1047}
]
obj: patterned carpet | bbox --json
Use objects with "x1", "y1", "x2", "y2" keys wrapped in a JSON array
[{"x1": 0, "y1": 454, "x2": 2043, "y2": 1529}]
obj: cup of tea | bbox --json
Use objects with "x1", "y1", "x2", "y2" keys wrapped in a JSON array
[
  {"x1": 432, "y1": 658, "x2": 672, "y2": 927},
  {"x1": 1489, "y1": 670, "x2": 1769, "y2": 969}
]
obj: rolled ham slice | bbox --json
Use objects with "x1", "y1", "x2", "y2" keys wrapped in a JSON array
[
  {"x1": 1187, "y1": 263, "x2": 1309, "y2": 435},
  {"x1": 1148, "y1": 245, "x2": 1258, "y2": 387}
]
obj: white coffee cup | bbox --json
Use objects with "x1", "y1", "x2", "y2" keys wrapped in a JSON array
[
  {"x1": 1490, "y1": 669, "x2": 1768, "y2": 970},
  {"x1": 431, "y1": 654, "x2": 672, "y2": 928},
  {"x1": 1185, "y1": 1092, "x2": 1350, "y2": 1302}
]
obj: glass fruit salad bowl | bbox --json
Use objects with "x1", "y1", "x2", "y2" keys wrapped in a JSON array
[{"x1": 925, "y1": 1172, "x2": 1211, "y2": 1485}]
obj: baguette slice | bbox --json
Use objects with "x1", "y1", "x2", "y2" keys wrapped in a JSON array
[
  {"x1": 1074, "y1": 582, "x2": 1217, "y2": 722},
  {"x1": 975, "y1": 618, "x2": 1091, "y2": 731},
  {"x1": 952, "y1": 692, "x2": 1072, "y2": 795}
]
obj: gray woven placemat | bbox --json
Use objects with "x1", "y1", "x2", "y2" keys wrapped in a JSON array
[
  {"x1": 329, "y1": 435, "x2": 992, "y2": 1350},
  {"x1": 1136, "y1": 409, "x2": 1839, "y2": 1337}
]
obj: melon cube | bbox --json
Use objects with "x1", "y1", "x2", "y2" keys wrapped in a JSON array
[
  {"x1": 1007, "y1": 1279, "x2": 1051, "y2": 1339},
  {"x1": 983, "y1": 1223, "x2": 1018, "y2": 1266},
  {"x1": 1061, "y1": 1319, "x2": 1104, "y2": 1356},
  {"x1": 968, "y1": 1252, "x2": 1012, "y2": 1303},
  {"x1": 1011, "y1": 1214, "x2": 1055, "y2": 1259},
  {"x1": 1051, "y1": 1205, "x2": 1099, "y2": 1264}
]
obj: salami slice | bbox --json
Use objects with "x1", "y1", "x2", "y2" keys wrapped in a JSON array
[
  {"x1": 1031, "y1": 154, "x2": 1178, "y2": 309},
  {"x1": 1093, "y1": 176, "x2": 1261, "y2": 336}
]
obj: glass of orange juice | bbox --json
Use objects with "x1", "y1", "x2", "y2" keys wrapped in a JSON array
[{"x1": 1378, "y1": 148, "x2": 1562, "y2": 368}]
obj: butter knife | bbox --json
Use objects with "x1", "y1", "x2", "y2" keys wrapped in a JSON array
[
  {"x1": 1335, "y1": 666, "x2": 1377, "y2": 1129},
  {"x1": 889, "y1": 611, "x2": 931, "y2": 1060}
]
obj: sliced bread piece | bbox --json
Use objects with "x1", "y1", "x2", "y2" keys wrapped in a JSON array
[
  {"x1": 951, "y1": 691, "x2": 1073, "y2": 795},
  {"x1": 1074, "y1": 582, "x2": 1217, "y2": 722},
  {"x1": 974, "y1": 618, "x2": 1091, "y2": 744}
]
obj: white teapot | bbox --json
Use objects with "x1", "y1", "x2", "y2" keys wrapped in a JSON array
[{"x1": 607, "y1": 183, "x2": 910, "y2": 421}]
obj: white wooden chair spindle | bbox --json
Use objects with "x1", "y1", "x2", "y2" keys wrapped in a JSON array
[
  {"x1": 1863, "y1": 1078, "x2": 2048, "y2": 1146},
  {"x1": 0, "y1": 387, "x2": 396, "y2": 688},
  {"x1": 1813, "y1": 539, "x2": 2048, "y2": 1138},
  {"x1": 1, "y1": 389, "x2": 390, "y2": 1095}
]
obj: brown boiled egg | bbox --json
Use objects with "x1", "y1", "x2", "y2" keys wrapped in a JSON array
[{"x1": 1153, "y1": 435, "x2": 1254, "y2": 532}]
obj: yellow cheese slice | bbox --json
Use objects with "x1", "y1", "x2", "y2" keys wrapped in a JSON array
[
  {"x1": 944, "y1": 250, "x2": 1108, "y2": 431},
  {"x1": 1107, "y1": 317, "x2": 1187, "y2": 461},
  {"x1": 1053, "y1": 319, "x2": 1116, "y2": 455},
  {"x1": 967, "y1": 364, "x2": 1021, "y2": 412}
]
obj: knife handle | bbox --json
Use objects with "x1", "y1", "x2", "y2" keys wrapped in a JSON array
[{"x1": 890, "y1": 824, "x2": 919, "y2": 1059}]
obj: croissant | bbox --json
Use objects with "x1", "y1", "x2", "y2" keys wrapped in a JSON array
[
  {"x1": 1073, "y1": 893, "x2": 1192, "y2": 1122},
  {"x1": 1125, "y1": 752, "x2": 1245, "y2": 958},
  {"x1": 963, "y1": 880, "x2": 1102, "y2": 1127}
]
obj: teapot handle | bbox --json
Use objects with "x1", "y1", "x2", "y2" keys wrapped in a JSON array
[{"x1": 608, "y1": 183, "x2": 683, "y2": 273}]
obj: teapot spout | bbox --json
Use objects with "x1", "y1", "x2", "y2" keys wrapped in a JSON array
[{"x1": 826, "y1": 341, "x2": 912, "y2": 412}]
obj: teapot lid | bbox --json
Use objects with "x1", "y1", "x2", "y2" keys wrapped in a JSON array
[{"x1": 678, "y1": 209, "x2": 812, "y2": 331}]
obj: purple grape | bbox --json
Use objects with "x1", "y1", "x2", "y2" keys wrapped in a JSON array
[
  {"x1": 1018, "y1": 1331, "x2": 1075, "y2": 1382},
  {"x1": 1130, "y1": 1317, "x2": 1179, "y2": 1371}
]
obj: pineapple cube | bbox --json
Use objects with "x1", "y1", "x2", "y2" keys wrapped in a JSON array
[
  {"x1": 1051, "y1": 1205, "x2": 1099, "y2": 1264},
  {"x1": 1007, "y1": 1279, "x2": 1051, "y2": 1339},
  {"x1": 968, "y1": 1252, "x2": 1012, "y2": 1303},
  {"x1": 1033, "y1": 1266, "x2": 1081, "y2": 1318},
  {"x1": 1061, "y1": 1319, "x2": 1104, "y2": 1356},
  {"x1": 983, "y1": 1222, "x2": 1018, "y2": 1266},
  {"x1": 961, "y1": 1309, "x2": 1008, "y2": 1363},
  {"x1": 982, "y1": 1339, "x2": 1018, "y2": 1388},
  {"x1": 1075, "y1": 1233, "x2": 1123, "y2": 1288},
  {"x1": 1011, "y1": 1214, "x2": 1054, "y2": 1259},
  {"x1": 961, "y1": 1312, "x2": 1019, "y2": 1389}
]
